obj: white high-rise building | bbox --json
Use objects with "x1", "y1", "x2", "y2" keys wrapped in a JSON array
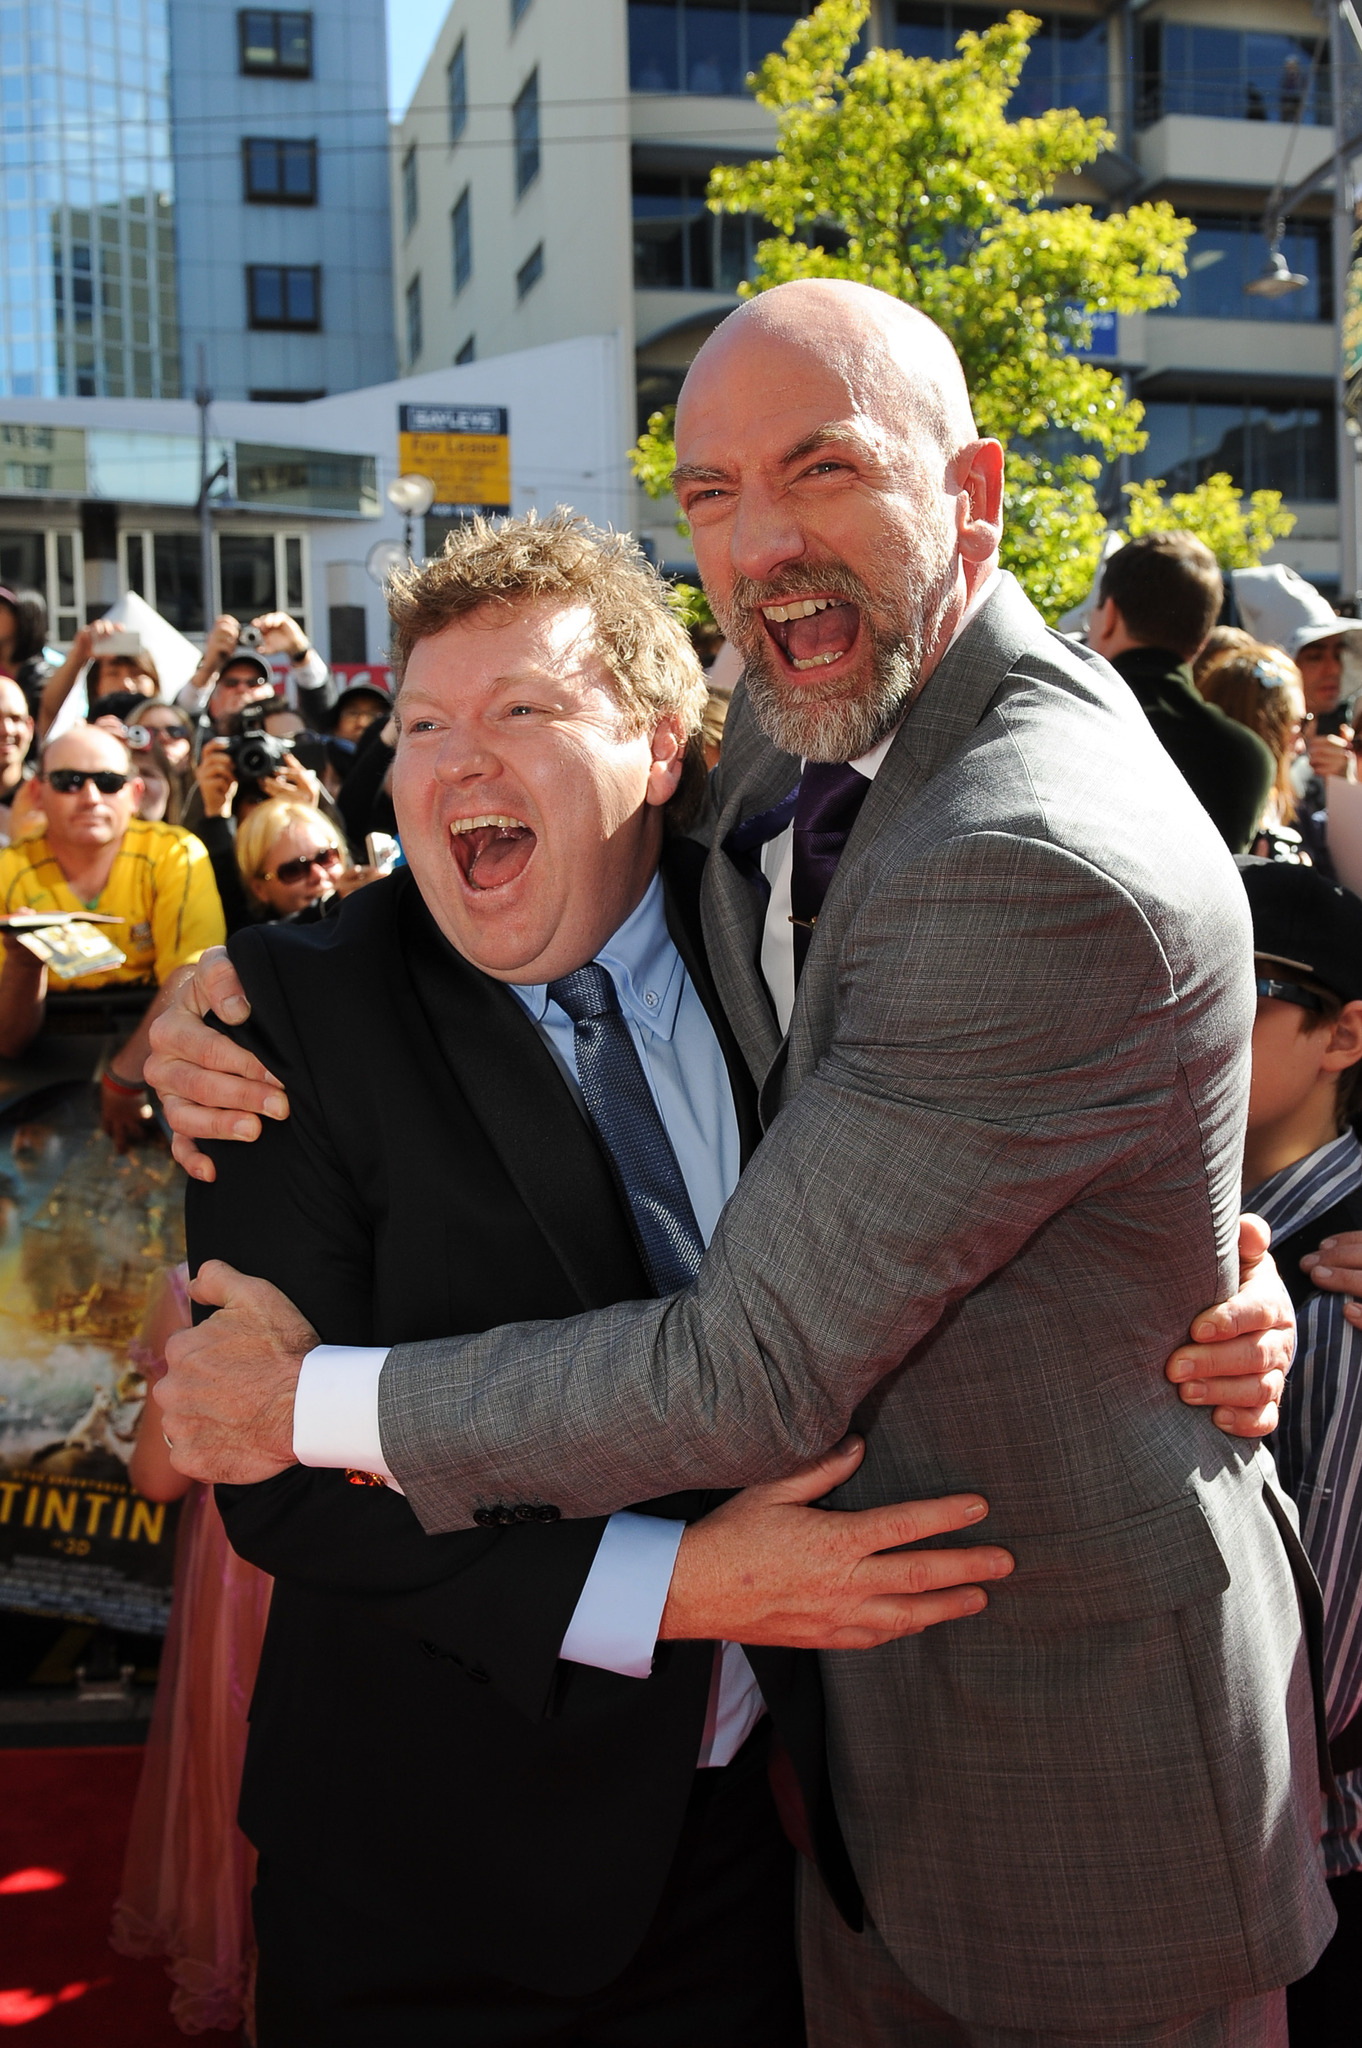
[{"x1": 391, "y1": 0, "x2": 1344, "y2": 590}]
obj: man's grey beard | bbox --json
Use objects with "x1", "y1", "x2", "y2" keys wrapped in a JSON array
[{"x1": 719, "y1": 547, "x2": 958, "y2": 764}]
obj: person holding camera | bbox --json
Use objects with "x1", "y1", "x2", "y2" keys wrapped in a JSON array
[
  {"x1": 178, "y1": 613, "x2": 333, "y2": 746},
  {"x1": 35, "y1": 616, "x2": 162, "y2": 739}
]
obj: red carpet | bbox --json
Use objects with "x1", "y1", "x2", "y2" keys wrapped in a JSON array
[{"x1": 0, "y1": 1748, "x2": 189, "y2": 2044}]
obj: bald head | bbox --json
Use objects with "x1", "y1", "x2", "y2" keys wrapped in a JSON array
[
  {"x1": 669, "y1": 278, "x2": 1004, "y2": 763},
  {"x1": 679, "y1": 280, "x2": 978, "y2": 461},
  {"x1": 43, "y1": 723, "x2": 133, "y2": 777}
]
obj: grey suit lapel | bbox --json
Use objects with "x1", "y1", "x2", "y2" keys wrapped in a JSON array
[
  {"x1": 778, "y1": 574, "x2": 1051, "y2": 1111},
  {"x1": 850, "y1": 572, "x2": 1051, "y2": 859},
  {"x1": 702, "y1": 575, "x2": 1051, "y2": 1101}
]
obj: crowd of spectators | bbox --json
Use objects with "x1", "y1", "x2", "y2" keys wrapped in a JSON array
[{"x1": 0, "y1": 591, "x2": 395, "y2": 1144}]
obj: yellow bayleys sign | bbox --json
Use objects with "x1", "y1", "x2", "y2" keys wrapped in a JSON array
[{"x1": 397, "y1": 404, "x2": 510, "y2": 517}]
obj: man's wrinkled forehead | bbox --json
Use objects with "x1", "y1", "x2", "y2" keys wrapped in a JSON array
[
  {"x1": 398, "y1": 598, "x2": 610, "y2": 709},
  {"x1": 675, "y1": 297, "x2": 967, "y2": 472}
]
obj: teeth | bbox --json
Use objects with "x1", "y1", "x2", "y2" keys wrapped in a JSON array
[
  {"x1": 761, "y1": 598, "x2": 833, "y2": 621},
  {"x1": 451, "y1": 814, "x2": 527, "y2": 833},
  {"x1": 791, "y1": 653, "x2": 843, "y2": 671}
]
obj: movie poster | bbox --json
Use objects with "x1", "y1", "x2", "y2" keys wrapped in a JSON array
[{"x1": 0, "y1": 1075, "x2": 184, "y2": 1634}]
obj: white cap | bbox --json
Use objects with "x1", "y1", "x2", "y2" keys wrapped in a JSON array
[{"x1": 1231, "y1": 563, "x2": 1362, "y2": 659}]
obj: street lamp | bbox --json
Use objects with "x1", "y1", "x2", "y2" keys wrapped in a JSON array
[
  {"x1": 1245, "y1": 239, "x2": 1309, "y2": 298},
  {"x1": 386, "y1": 473, "x2": 436, "y2": 560}
]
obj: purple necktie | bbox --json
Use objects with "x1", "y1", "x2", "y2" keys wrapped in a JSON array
[{"x1": 789, "y1": 762, "x2": 871, "y2": 979}]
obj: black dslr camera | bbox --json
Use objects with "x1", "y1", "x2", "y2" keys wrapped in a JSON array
[{"x1": 226, "y1": 722, "x2": 292, "y2": 783}]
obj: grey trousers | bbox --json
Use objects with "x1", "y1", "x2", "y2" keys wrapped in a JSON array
[{"x1": 798, "y1": 1864, "x2": 1287, "y2": 2048}]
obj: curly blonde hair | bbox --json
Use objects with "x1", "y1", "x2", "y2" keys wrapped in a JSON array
[{"x1": 387, "y1": 509, "x2": 710, "y2": 825}]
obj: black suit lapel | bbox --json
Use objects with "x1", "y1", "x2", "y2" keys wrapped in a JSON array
[
  {"x1": 660, "y1": 837, "x2": 762, "y2": 1168},
  {"x1": 396, "y1": 881, "x2": 651, "y2": 1312}
]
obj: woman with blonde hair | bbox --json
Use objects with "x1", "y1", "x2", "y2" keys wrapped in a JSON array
[
  {"x1": 215, "y1": 797, "x2": 379, "y2": 933},
  {"x1": 1196, "y1": 641, "x2": 1307, "y2": 852}
]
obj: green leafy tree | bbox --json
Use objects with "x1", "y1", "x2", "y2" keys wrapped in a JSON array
[
  {"x1": 631, "y1": 0, "x2": 1293, "y2": 620},
  {"x1": 1119, "y1": 475, "x2": 1296, "y2": 571}
]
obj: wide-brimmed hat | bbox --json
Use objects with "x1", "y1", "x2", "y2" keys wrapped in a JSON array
[{"x1": 1231, "y1": 564, "x2": 1362, "y2": 660}]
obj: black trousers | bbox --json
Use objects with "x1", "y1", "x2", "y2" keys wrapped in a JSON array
[
  {"x1": 253, "y1": 1723, "x2": 805, "y2": 2047},
  {"x1": 1287, "y1": 1869, "x2": 1361, "y2": 2048}
]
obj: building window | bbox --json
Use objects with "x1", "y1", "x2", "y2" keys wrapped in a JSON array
[
  {"x1": 448, "y1": 38, "x2": 468, "y2": 144},
  {"x1": 516, "y1": 243, "x2": 544, "y2": 299},
  {"x1": 247, "y1": 264, "x2": 321, "y2": 330},
  {"x1": 456, "y1": 334, "x2": 476, "y2": 364},
  {"x1": 452, "y1": 188, "x2": 472, "y2": 292},
  {"x1": 888, "y1": 5, "x2": 1107, "y2": 118},
  {"x1": 513, "y1": 71, "x2": 540, "y2": 196},
  {"x1": 1131, "y1": 392, "x2": 1336, "y2": 501},
  {"x1": 239, "y1": 10, "x2": 313, "y2": 77},
  {"x1": 1137, "y1": 24, "x2": 1327, "y2": 127},
  {"x1": 633, "y1": 173, "x2": 768, "y2": 290},
  {"x1": 243, "y1": 138, "x2": 318, "y2": 205},
  {"x1": 1152, "y1": 217, "x2": 1331, "y2": 324},
  {"x1": 629, "y1": 1, "x2": 818, "y2": 96},
  {"x1": 249, "y1": 387, "x2": 327, "y2": 401},
  {"x1": 406, "y1": 274, "x2": 423, "y2": 363},
  {"x1": 402, "y1": 147, "x2": 419, "y2": 238}
]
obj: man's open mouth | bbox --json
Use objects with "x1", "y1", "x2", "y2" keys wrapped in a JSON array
[
  {"x1": 450, "y1": 814, "x2": 537, "y2": 891},
  {"x1": 760, "y1": 596, "x2": 861, "y2": 673}
]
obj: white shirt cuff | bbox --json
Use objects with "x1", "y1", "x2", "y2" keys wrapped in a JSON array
[
  {"x1": 559, "y1": 1511, "x2": 685, "y2": 1680},
  {"x1": 293, "y1": 1343, "x2": 399, "y2": 1489},
  {"x1": 290, "y1": 648, "x2": 329, "y2": 697}
]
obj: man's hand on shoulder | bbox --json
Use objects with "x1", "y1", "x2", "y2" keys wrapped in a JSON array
[
  {"x1": 146, "y1": 952, "x2": 290, "y2": 1182},
  {"x1": 154, "y1": 1261, "x2": 315, "y2": 1482},
  {"x1": 1165, "y1": 1215, "x2": 1293, "y2": 1438},
  {"x1": 659, "y1": 1439, "x2": 1014, "y2": 1649}
]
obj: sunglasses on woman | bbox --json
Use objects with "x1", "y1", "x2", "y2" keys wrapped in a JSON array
[
  {"x1": 45, "y1": 769, "x2": 130, "y2": 795},
  {"x1": 261, "y1": 845, "x2": 343, "y2": 885}
]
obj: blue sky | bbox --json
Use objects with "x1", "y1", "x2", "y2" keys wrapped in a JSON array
[{"x1": 388, "y1": 1, "x2": 453, "y2": 116}]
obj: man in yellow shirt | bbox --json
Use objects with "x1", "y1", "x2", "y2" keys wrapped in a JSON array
[{"x1": 0, "y1": 722, "x2": 225, "y2": 1146}]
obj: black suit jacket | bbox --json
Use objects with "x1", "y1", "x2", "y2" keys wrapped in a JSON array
[
  {"x1": 188, "y1": 843, "x2": 860, "y2": 1997},
  {"x1": 1111, "y1": 644, "x2": 1275, "y2": 855}
]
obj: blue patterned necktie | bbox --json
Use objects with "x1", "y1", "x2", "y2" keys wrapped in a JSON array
[
  {"x1": 547, "y1": 962, "x2": 706, "y2": 1295},
  {"x1": 789, "y1": 762, "x2": 872, "y2": 979}
]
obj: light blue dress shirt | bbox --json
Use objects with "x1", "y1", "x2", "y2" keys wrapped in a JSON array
[
  {"x1": 508, "y1": 874, "x2": 762, "y2": 1766},
  {"x1": 506, "y1": 871, "x2": 739, "y2": 1246}
]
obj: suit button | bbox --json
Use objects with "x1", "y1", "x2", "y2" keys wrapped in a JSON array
[
  {"x1": 472, "y1": 1508, "x2": 497, "y2": 1528},
  {"x1": 494, "y1": 1504, "x2": 518, "y2": 1526},
  {"x1": 535, "y1": 1504, "x2": 561, "y2": 1522},
  {"x1": 513, "y1": 1503, "x2": 539, "y2": 1522}
]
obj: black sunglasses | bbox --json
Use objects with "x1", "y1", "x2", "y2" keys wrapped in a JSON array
[
  {"x1": 262, "y1": 845, "x2": 343, "y2": 885},
  {"x1": 45, "y1": 769, "x2": 130, "y2": 795},
  {"x1": 1255, "y1": 975, "x2": 1324, "y2": 1013}
]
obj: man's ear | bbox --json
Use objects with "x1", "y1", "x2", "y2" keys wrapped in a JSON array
[
  {"x1": 1087, "y1": 597, "x2": 1118, "y2": 655},
  {"x1": 1322, "y1": 999, "x2": 1362, "y2": 1075},
  {"x1": 952, "y1": 440, "x2": 1004, "y2": 565},
  {"x1": 643, "y1": 715, "x2": 687, "y2": 809}
]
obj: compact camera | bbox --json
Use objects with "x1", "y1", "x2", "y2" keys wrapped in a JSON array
[{"x1": 236, "y1": 623, "x2": 264, "y2": 649}]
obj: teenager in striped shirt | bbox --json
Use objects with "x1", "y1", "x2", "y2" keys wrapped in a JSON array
[{"x1": 1239, "y1": 857, "x2": 1362, "y2": 2048}]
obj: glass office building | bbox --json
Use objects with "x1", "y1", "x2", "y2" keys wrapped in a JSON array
[{"x1": 0, "y1": 0, "x2": 180, "y2": 399}]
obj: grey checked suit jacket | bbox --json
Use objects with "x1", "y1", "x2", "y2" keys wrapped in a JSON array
[{"x1": 385, "y1": 573, "x2": 1334, "y2": 2029}]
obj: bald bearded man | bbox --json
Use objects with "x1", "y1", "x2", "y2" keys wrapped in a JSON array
[{"x1": 153, "y1": 284, "x2": 1328, "y2": 2044}]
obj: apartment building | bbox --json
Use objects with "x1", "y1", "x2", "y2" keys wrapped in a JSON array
[
  {"x1": 0, "y1": 0, "x2": 395, "y2": 409},
  {"x1": 391, "y1": 0, "x2": 1346, "y2": 588}
]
